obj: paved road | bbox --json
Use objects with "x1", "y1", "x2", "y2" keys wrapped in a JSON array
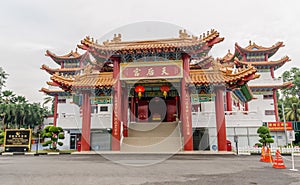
[{"x1": 0, "y1": 154, "x2": 299, "y2": 185}]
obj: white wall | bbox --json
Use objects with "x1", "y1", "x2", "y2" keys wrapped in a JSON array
[{"x1": 57, "y1": 99, "x2": 112, "y2": 130}]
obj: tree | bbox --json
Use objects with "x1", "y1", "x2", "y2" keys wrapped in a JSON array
[
  {"x1": 282, "y1": 67, "x2": 300, "y2": 98},
  {"x1": 0, "y1": 130, "x2": 4, "y2": 145},
  {"x1": 257, "y1": 126, "x2": 274, "y2": 147},
  {"x1": 0, "y1": 71, "x2": 49, "y2": 130},
  {"x1": 43, "y1": 95, "x2": 54, "y2": 114},
  {"x1": 42, "y1": 126, "x2": 65, "y2": 150},
  {"x1": 1, "y1": 90, "x2": 16, "y2": 104},
  {"x1": 0, "y1": 67, "x2": 9, "y2": 93},
  {"x1": 284, "y1": 96, "x2": 300, "y2": 122}
]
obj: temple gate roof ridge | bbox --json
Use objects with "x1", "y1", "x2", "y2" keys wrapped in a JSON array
[{"x1": 78, "y1": 29, "x2": 224, "y2": 53}]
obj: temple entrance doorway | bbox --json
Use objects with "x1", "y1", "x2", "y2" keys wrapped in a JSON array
[
  {"x1": 137, "y1": 97, "x2": 177, "y2": 122},
  {"x1": 129, "y1": 82, "x2": 180, "y2": 123}
]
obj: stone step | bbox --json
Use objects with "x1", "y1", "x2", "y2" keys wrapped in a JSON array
[
  {"x1": 128, "y1": 124, "x2": 179, "y2": 137},
  {"x1": 128, "y1": 122, "x2": 178, "y2": 131},
  {"x1": 122, "y1": 137, "x2": 180, "y2": 146},
  {"x1": 121, "y1": 121, "x2": 182, "y2": 152},
  {"x1": 121, "y1": 137, "x2": 182, "y2": 153}
]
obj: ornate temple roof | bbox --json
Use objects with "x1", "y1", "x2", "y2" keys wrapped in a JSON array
[
  {"x1": 235, "y1": 41, "x2": 284, "y2": 58},
  {"x1": 50, "y1": 71, "x2": 114, "y2": 90},
  {"x1": 189, "y1": 64, "x2": 259, "y2": 87},
  {"x1": 45, "y1": 49, "x2": 90, "y2": 65},
  {"x1": 220, "y1": 49, "x2": 290, "y2": 70},
  {"x1": 41, "y1": 64, "x2": 82, "y2": 75},
  {"x1": 39, "y1": 87, "x2": 71, "y2": 96},
  {"x1": 190, "y1": 56, "x2": 214, "y2": 69},
  {"x1": 78, "y1": 29, "x2": 224, "y2": 60},
  {"x1": 233, "y1": 56, "x2": 290, "y2": 70}
]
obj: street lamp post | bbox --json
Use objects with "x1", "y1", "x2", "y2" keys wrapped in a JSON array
[{"x1": 281, "y1": 103, "x2": 288, "y2": 146}]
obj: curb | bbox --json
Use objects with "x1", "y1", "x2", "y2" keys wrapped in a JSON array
[
  {"x1": 47, "y1": 152, "x2": 60, "y2": 155},
  {"x1": 2, "y1": 152, "x2": 13, "y2": 156}
]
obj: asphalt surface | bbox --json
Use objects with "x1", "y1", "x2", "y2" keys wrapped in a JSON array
[{"x1": 0, "y1": 154, "x2": 300, "y2": 185}]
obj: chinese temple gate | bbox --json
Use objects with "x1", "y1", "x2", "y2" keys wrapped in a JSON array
[{"x1": 41, "y1": 29, "x2": 260, "y2": 152}]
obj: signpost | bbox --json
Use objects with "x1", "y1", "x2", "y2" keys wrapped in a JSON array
[
  {"x1": 4, "y1": 129, "x2": 32, "y2": 153},
  {"x1": 287, "y1": 130, "x2": 298, "y2": 171}
]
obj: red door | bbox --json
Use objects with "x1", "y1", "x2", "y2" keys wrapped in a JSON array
[
  {"x1": 166, "y1": 99, "x2": 177, "y2": 122},
  {"x1": 138, "y1": 100, "x2": 148, "y2": 122}
]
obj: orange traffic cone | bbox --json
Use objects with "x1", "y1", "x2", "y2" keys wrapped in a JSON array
[
  {"x1": 260, "y1": 146, "x2": 266, "y2": 162},
  {"x1": 273, "y1": 150, "x2": 286, "y2": 169},
  {"x1": 264, "y1": 147, "x2": 273, "y2": 163}
]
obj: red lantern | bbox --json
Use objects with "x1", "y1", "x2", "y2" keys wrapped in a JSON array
[
  {"x1": 135, "y1": 85, "x2": 145, "y2": 99},
  {"x1": 160, "y1": 85, "x2": 170, "y2": 99}
]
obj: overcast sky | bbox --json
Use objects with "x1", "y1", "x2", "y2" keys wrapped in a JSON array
[{"x1": 0, "y1": 0, "x2": 299, "y2": 103}]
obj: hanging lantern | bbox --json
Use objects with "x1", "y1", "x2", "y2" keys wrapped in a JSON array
[
  {"x1": 135, "y1": 85, "x2": 145, "y2": 99},
  {"x1": 160, "y1": 85, "x2": 170, "y2": 99}
]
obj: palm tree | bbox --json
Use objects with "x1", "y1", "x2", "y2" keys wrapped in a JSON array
[
  {"x1": 15, "y1": 96, "x2": 27, "y2": 104},
  {"x1": 0, "y1": 67, "x2": 9, "y2": 93},
  {"x1": 1, "y1": 90, "x2": 16, "y2": 104},
  {"x1": 284, "y1": 96, "x2": 300, "y2": 121},
  {"x1": 43, "y1": 95, "x2": 54, "y2": 114}
]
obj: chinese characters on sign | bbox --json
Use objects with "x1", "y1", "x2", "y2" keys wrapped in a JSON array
[
  {"x1": 267, "y1": 122, "x2": 293, "y2": 131},
  {"x1": 120, "y1": 62, "x2": 183, "y2": 80}
]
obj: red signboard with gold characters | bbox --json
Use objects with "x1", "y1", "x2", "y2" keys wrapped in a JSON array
[
  {"x1": 120, "y1": 61, "x2": 183, "y2": 80},
  {"x1": 267, "y1": 122, "x2": 293, "y2": 131}
]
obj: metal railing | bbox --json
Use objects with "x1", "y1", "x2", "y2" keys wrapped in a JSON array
[{"x1": 237, "y1": 146, "x2": 300, "y2": 154}]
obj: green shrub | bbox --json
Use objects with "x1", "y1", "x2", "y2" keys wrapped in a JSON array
[
  {"x1": 42, "y1": 126, "x2": 65, "y2": 150},
  {"x1": 58, "y1": 133, "x2": 65, "y2": 140},
  {"x1": 257, "y1": 126, "x2": 274, "y2": 147}
]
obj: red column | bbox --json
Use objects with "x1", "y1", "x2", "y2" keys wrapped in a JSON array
[
  {"x1": 273, "y1": 89, "x2": 279, "y2": 121},
  {"x1": 270, "y1": 67, "x2": 275, "y2": 78},
  {"x1": 53, "y1": 94, "x2": 58, "y2": 126},
  {"x1": 123, "y1": 85, "x2": 128, "y2": 137},
  {"x1": 111, "y1": 57, "x2": 122, "y2": 151},
  {"x1": 180, "y1": 53, "x2": 193, "y2": 151},
  {"x1": 243, "y1": 54, "x2": 247, "y2": 61},
  {"x1": 214, "y1": 86, "x2": 227, "y2": 151},
  {"x1": 130, "y1": 97, "x2": 135, "y2": 122},
  {"x1": 245, "y1": 102, "x2": 249, "y2": 111},
  {"x1": 81, "y1": 92, "x2": 91, "y2": 151},
  {"x1": 225, "y1": 91, "x2": 232, "y2": 112}
]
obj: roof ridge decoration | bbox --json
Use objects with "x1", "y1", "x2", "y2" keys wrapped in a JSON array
[
  {"x1": 179, "y1": 29, "x2": 190, "y2": 39},
  {"x1": 78, "y1": 29, "x2": 223, "y2": 53},
  {"x1": 111, "y1": 33, "x2": 122, "y2": 43}
]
